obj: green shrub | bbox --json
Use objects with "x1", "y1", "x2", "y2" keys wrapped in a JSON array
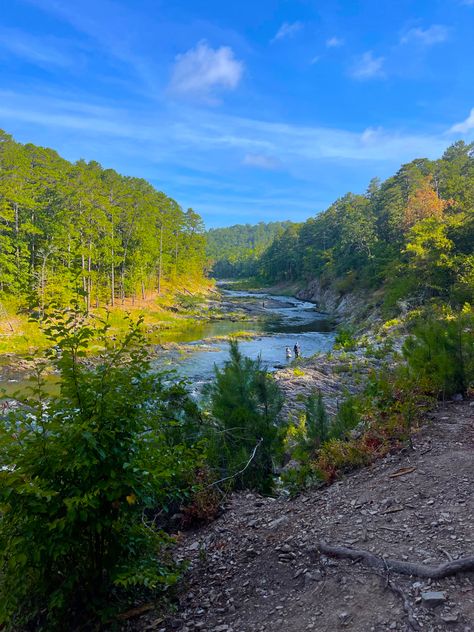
[
  {"x1": 0, "y1": 308, "x2": 203, "y2": 629},
  {"x1": 204, "y1": 341, "x2": 285, "y2": 494},
  {"x1": 330, "y1": 395, "x2": 361, "y2": 439},
  {"x1": 403, "y1": 306, "x2": 474, "y2": 398},
  {"x1": 334, "y1": 327, "x2": 357, "y2": 350}
]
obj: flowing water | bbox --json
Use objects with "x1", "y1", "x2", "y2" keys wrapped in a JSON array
[
  {"x1": 155, "y1": 289, "x2": 335, "y2": 393},
  {"x1": 1, "y1": 290, "x2": 335, "y2": 397}
]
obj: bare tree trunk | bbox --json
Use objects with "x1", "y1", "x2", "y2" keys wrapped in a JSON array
[
  {"x1": 158, "y1": 223, "x2": 163, "y2": 294},
  {"x1": 87, "y1": 242, "x2": 92, "y2": 313},
  {"x1": 14, "y1": 202, "x2": 20, "y2": 271}
]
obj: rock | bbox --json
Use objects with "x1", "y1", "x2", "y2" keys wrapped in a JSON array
[
  {"x1": 441, "y1": 612, "x2": 459, "y2": 623},
  {"x1": 338, "y1": 611, "x2": 350, "y2": 624},
  {"x1": 451, "y1": 393, "x2": 463, "y2": 401},
  {"x1": 421, "y1": 591, "x2": 447, "y2": 607},
  {"x1": 268, "y1": 516, "x2": 290, "y2": 530}
]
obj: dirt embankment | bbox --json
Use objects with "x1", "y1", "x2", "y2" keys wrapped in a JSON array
[{"x1": 143, "y1": 400, "x2": 474, "y2": 632}]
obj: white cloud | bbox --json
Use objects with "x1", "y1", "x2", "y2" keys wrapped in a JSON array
[
  {"x1": 449, "y1": 108, "x2": 474, "y2": 133},
  {"x1": 400, "y1": 25, "x2": 449, "y2": 46},
  {"x1": 326, "y1": 37, "x2": 344, "y2": 48},
  {"x1": 350, "y1": 51, "x2": 385, "y2": 80},
  {"x1": 271, "y1": 22, "x2": 303, "y2": 43},
  {"x1": 3, "y1": 88, "x2": 466, "y2": 224},
  {"x1": 0, "y1": 89, "x2": 453, "y2": 167},
  {"x1": 169, "y1": 41, "x2": 243, "y2": 103},
  {"x1": 310, "y1": 55, "x2": 321, "y2": 65},
  {"x1": 243, "y1": 153, "x2": 281, "y2": 169}
]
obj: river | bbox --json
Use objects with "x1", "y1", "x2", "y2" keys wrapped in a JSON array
[
  {"x1": 156, "y1": 289, "x2": 335, "y2": 393},
  {"x1": 0, "y1": 290, "x2": 335, "y2": 397}
]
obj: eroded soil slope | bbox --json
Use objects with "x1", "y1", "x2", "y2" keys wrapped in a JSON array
[{"x1": 152, "y1": 400, "x2": 474, "y2": 632}]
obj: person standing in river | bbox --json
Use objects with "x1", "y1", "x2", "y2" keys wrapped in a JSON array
[
  {"x1": 286, "y1": 346, "x2": 292, "y2": 360},
  {"x1": 294, "y1": 342, "x2": 300, "y2": 358}
]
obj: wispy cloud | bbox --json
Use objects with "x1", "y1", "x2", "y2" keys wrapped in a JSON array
[
  {"x1": 1, "y1": 89, "x2": 464, "y2": 225},
  {"x1": 400, "y1": 25, "x2": 449, "y2": 46},
  {"x1": 449, "y1": 108, "x2": 474, "y2": 133},
  {"x1": 169, "y1": 41, "x2": 243, "y2": 104},
  {"x1": 0, "y1": 26, "x2": 76, "y2": 68},
  {"x1": 0, "y1": 89, "x2": 453, "y2": 166},
  {"x1": 243, "y1": 153, "x2": 281, "y2": 169},
  {"x1": 271, "y1": 21, "x2": 303, "y2": 43},
  {"x1": 326, "y1": 37, "x2": 344, "y2": 48},
  {"x1": 350, "y1": 51, "x2": 385, "y2": 80},
  {"x1": 22, "y1": 0, "x2": 159, "y2": 93},
  {"x1": 310, "y1": 55, "x2": 321, "y2": 65}
]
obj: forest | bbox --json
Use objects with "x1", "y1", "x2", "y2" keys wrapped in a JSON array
[
  {"x1": 206, "y1": 220, "x2": 293, "y2": 278},
  {"x1": 0, "y1": 130, "x2": 207, "y2": 315},
  {"x1": 255, "y1": 142, "x2": 474, "y2": 312}
]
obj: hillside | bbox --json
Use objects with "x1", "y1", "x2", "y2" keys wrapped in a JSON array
[
  {"x1": 152, "y1": 399, "x2": 474, "y2": 632},
  {"x1": 237, "y1": 143, "x2": 474, "y2": 320},
  {"x1": 206, "y1": 221, "x2": 294, "y2": 278}
]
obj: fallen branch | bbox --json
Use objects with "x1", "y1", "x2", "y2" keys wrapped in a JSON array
[
  {"x1": 316, "y1": 541, "x2": 474, "y2": 578},
  {"x1": 389, "y1": 466, "x2": 416, "y2": 478}
]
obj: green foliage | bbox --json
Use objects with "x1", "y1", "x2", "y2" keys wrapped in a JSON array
[
  {"x1": 403, "y1": 307, "x2": 474, "y2": 398},
  {"x1": 206, "y1": 221, "x2": 294, "y2": 279},
  {"x1": 305, "y1": 390, "x2": 330, "y2": 451},
  {"x1": 253, "y1": 141, "x2": 474, "y2": 314},
  {"x1": 0, "y1": 307, "x2": 203, "y2": 629},
  {"x1": 330, "y1": 396, "x2": 361, "y2": 439},
  {"x1": 204, "y1": 340, "x2": 285, "y2": 494},
  {"x1": 0, "y1": 130, "x2": 206, "y2": 313},
  {"x1": 334, "y1": 327, "x2": 357, "y2": 350}
]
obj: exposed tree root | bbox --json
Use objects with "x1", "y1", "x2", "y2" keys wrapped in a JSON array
[
  {"x1": 315, "y1": 541, "x2": 474, "y2": 578},
  {"x1": 385, "y1": 577, "x2": 421, "y2": 631}
]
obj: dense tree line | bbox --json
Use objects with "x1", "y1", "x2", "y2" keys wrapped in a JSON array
[
  {"x1": 0, "y1": 130, "x2": 206, "y2": 312},
  {"x1": 257, "y1": 142, "x2": 474, "y2": 310},
  {"x1": 206, "y1": 221, "x2": 293, "y2": 278}
]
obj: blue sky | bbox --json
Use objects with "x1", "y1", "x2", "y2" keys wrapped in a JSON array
[{"x1": 1, "y1": 0, "x2": 474, "y2": 227}]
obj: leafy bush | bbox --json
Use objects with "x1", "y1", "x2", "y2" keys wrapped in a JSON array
[
  {"x1": 204, "y1": 341, "x2": 285, "y2": 494},
  {"x1": 334, "y1": 327, "x2": 357, "y2": 350},
  {"x1": 330, "y1": 395, "x2": 361, "y2": 439},
  {"x1": 403, "y1": 306, "x2": 474, "y2": 398},
  {"x1": 0, "y1": 308, "x2": 203, "y2": 629}
]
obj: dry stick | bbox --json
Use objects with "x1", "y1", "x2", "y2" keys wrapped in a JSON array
[
  {"x1": 316, "y1": 541, "x2": 474, "y2": 578},
  {"x1": 207, "y1": 437, "x2": 264, "y2": 489},
  {"x1": 389, "y1": 466, "x2": 416, "y2": 478}
]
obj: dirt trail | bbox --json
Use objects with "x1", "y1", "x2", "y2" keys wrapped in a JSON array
[{"x1": 150, "y1": 401, "x2": 474, "y2": 632}]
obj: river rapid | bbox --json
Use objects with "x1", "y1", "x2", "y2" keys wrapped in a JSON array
[
  {"x1": 0, "y1": 290, "x2": 335, "y2": 397},
  {"x1": 156, "y1": 289, "x2": 335, "y2": 393}
]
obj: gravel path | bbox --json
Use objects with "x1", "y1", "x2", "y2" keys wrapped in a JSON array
[{"x1": 147, "y1": 400, "x2": 474, "y2": 632}]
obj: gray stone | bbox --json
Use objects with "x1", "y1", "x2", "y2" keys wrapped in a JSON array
[
  {"x1": 268, "y1": 516, "x2": 290, "y2": 530},
  {"x1": 421, "y1": 591, "x2": 447, "y2": 606},
  {"x1": 441, "y1": 612, "x2": 459, "y2": 623}
]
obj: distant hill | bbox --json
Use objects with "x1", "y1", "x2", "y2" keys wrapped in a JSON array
[{"x1": 206, "y1": 221, "x2": 295, "y2": 278}]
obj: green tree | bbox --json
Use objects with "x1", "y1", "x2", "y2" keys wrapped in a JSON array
[
  {"x1": 0, "y1": 308, "x2": 203, "y2": 629},
  {"x1": 205, "y1": 341, "x2": 285, "y2": 493}
]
